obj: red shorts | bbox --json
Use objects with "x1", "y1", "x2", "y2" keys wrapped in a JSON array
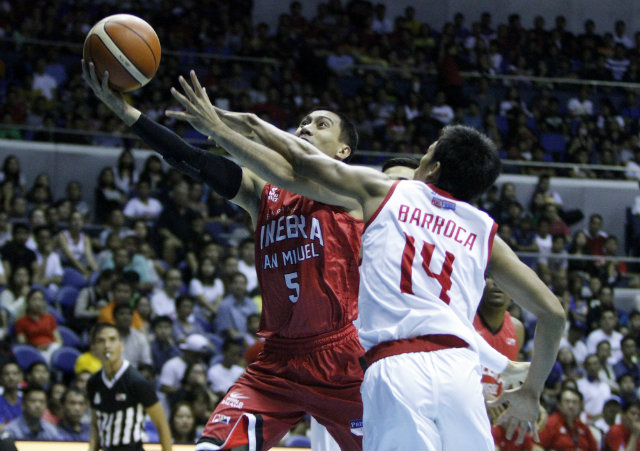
[{"x1": 196, "y1": 324, "x2": 364, "y2": 451}]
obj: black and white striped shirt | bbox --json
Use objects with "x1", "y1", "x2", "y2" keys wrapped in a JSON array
[{"x1": 87, "y1": 360, "x2": 158, "y2": 451}]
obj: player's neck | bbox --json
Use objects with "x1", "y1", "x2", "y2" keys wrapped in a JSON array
[
  {"x1": 104, "y1": 359, "x2": 124, "y2": 380},
  {"x1": 478, "y1": 308, "x2": 506, "y2": 332}
]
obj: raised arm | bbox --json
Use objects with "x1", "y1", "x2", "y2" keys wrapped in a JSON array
[
  {"x1": 167, "y1": 71, "x2": 390, "y2": 216},
  {"x1": 81, "y1": 61, "x2": 261, "y2": 222}
]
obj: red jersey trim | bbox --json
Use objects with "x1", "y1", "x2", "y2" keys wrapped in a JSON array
[
  {"x1": 487, "y1": 221, "x2": 498, "y2": 267},
  {"x1": 363, "y1": 334, "x2": 468, "y2": 368},
  {"x1": 365, "y1": 180, "x2": 400, "y2": 230}
]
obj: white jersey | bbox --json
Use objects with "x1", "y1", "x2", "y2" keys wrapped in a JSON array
[{"x1": 357, "y1": 181, "x2": 497, "y2": 352}]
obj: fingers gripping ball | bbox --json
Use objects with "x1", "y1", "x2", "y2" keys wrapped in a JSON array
[{"x1": 83, "y1": 14, "x2": 161, "y2": 92}]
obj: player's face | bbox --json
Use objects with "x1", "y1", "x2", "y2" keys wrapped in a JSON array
[
  {"x1": 93, "y1": 327, "x2": 123, "y2": 364},
  {"x1": 383, "y1": 166, "x2": 415, "y2": 180},
  {"x1": 295, "y1": 110, "x2": 349, "y2": 160},
  {"x1": 24, "y1": 391, "x2": 47, "y2": 419},
  {"x1": 480, "y1": 278, "x2": 510, "y2": 309}
]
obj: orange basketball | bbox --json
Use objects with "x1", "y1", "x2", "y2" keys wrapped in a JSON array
[{"x1": 83, "y1": 14, "x2": 161, "y2": 92}]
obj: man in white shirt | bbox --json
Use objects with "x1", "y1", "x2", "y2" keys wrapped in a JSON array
[
  {"x1": 567, "y1": 86, "x2": 594, "y2": 117},
  {"x1": 31, "y1": 59, "x2": 57, "y2": 101},
  {"x1": 237, "y1": 238, "x2": 258, "y2": 295},
  {"x1": 577, "y1": 354, "x2": 612, "y2": 421},
  {"x1": 158, "y1": 334, "x2": 211, "y2": 395},
  {"x1": 33, "y1": 226, "x2": 63, "y2": 290},
  {"x1": 207, "y1": 339, "x2": 245, "y2": 396},
  {"x1": 113, "y1": 302, "x2": 152, "y2": 369},
  {"x1": 123, "y1": 180, "x2": 163, "y2": 223},
  {"x1": 150, "y1": 268, "x2": 183, "y2": 318},
  {"x1": 587, "y1": 308, "x2": 623, "y2": 363}
]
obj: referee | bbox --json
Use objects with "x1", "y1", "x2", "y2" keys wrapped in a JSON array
[{"x1": 87, "y1": 323, "x2": 172, "y2": 451}]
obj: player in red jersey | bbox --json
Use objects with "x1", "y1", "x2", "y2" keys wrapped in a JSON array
[{"x1": 474, "y1": 277, "x2": 525, "y2": 398}]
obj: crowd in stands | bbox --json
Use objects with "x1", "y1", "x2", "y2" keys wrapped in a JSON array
[
  {"x1": 2, "y1": 1, "x2": 640, "y2": 174},
  {"x1": 1, "y1": 0, "x2": 640, "y2": 449}
]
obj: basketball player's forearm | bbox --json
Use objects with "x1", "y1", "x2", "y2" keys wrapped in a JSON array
[
  {"x1": 522, "y1": 312, "x2": 565, "y2": 394},
  {"x1": 130, "y1": 114, "x2": 242, "y2": 199}
]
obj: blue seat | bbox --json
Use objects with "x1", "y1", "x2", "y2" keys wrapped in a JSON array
[
  {"x1": 58, "y1": 325, "x2": 82, "y2": 348},
  {"x1": 284, "y1": 435, "x2": 311, "y2": 448},
  {"x1": 12, "y1": 344, "x2": 45, "y2": 371},
  {"x1": 51, "y1": 346, "x2": 81, "y2": 374},
  {"x1": 61, "y1": 267, "x2": 89, "y2": 289},
  {"x1": 48, "y1": 305, "x2": 66, "y2": 325},
  {"x1": 56, "y1": 286, "x2": 80, "y2": 316},
  {"x1": 539, "y1": 132, "x2": 566, "y2": 154}
]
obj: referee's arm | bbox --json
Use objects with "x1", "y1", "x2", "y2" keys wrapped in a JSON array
[
  {"x1": 89, "y1": 410, "x2": 100, "y2": 451},
  {"x1": 147, "y1": 401, "x2": 172, "y2": 451}
]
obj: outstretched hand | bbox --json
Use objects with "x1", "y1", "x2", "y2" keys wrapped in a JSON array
[
  {"x1": 487, "y1": 386, "x2": 540, "y2": 445},
  {"x1": 81, "y1": 60, "x2": 135, "y2": 124},
  {"x1": 165, "y1": 70, "x2": 224, "y2": 138}
]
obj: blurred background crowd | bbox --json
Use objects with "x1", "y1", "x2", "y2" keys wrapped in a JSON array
[{"x1": 1, "y1": 0, "x2": 640, "y2": 449}]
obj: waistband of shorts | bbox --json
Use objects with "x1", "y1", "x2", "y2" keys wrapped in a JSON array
[
  {"x1": 263, "y1": 323, "x2": 359, "y2": 354},
  {"x1": 359, "y1": 334, "x2": 468, "y2": 371}
]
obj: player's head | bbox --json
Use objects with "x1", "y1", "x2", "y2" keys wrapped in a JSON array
[
  {"x1": 416, "y1": 125, "x2": 501, "y2": 202},
  {"x1": 295, "y1": 108, "x2": 358, "y2": 162},
  {"x1": 381, "y1": 157, "x2": 420, "y2": 180},
  {"x1": 479, "y1": 277, "x2": 511, "y2": 311},
  {"x1": 90, "y1": 323, "x2": 123, "y2": 364}
]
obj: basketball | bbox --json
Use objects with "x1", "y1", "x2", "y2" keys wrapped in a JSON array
[{"x1": 83, "y1": 14, "x2": 161, "y2": 92}]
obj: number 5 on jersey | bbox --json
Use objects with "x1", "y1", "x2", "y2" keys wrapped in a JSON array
[
  {"x1": 400, "y1": 233, "x2": 455, "y2": 304},
  {"x1": 285, "y1": 272, "x2": 300, "y2": 303}
]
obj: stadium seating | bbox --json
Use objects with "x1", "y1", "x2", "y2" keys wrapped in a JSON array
[
  {"x1": 11, "y1": 344, "x2": 45, "y2": 370},
  {"x1": 51, "y1": 346, "x2": 81, "y2": 375},
  {"x1": 61, "y1": 267, "x2": 89, "y2": 289},
  {"x1": 58, "y1": 325, "x2": 83, "y2": 348}
]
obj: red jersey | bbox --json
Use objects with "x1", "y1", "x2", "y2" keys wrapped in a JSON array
[
  {"x1": 604, "y1": 424, "x2": 639, "y2": 451},
  {"x1": 255, "y1": 184, "x2": 363, "y2": 339},
  {"x1": 537, "y1": 412, "x2": 599, "y2": 451},
  {"x1": 473, "y1": 311, "x2": 519, "y2": 397}
]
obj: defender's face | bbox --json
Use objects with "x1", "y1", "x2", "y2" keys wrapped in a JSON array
[{"x1": 295, "y1": 110, "x2": 348, "y2": 159}]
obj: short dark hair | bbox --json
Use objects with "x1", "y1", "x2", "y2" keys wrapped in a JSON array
[
  {"x1": 559, "y1": 387, "x2": 583, "y2": 402},
  {"x1": 112, "y1": 301, "x2": 133, "y2": 316},
  {"x1": 430, "y1": 125, "x2": 501, "y2": 201},
  {"x1": 61, "y1": 387, "x2": 87, "y2": 404},
  {"x1": 22, "y1": 384, "x2": 47, "y2": 401},
  {"x1": 90, "y1": 323, "x2": 121, "y2": 344},
  {"x1": 151, "y1": 315, "x2": 173, "y2": 329},
  {"x1": 26, "y1": 361, "x2": 48, "y2": 375},
  {"x1": 381, "y1": 157, "x2": 420, "y2": 173},
  {"x1": 309, "y1": 108, "x2": 359, "y2": 162}
]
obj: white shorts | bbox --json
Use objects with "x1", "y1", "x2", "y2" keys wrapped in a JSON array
[
  {"x1": 361, "y1": 347, "x2": 493, "y2": 451},
  {"x1": 310, "y1": 417, "x2": 340, "y2": 451}
]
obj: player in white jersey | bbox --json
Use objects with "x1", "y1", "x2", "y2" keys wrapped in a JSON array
[{"x1": 166, "y1": 74, "x2": 565, "y2": 451}]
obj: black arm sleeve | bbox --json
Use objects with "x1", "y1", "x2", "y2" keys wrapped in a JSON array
[{"x1": 130, "y1": 113, "x2": 242, "y2": 199}]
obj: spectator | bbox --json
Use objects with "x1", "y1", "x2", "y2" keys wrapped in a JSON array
[
  {"x1": 43, "y1": 382, "x2": 65, "y2": 426},
  {"x1": 73, "y1": 268, "x2": 114, "y2": 332},
  {"x1": 113, "y1": 302, "x2": 152, "y2": 369},
  {"x1": 94, "y1": 167, "x2": 127, "y2": 224},
  {"x1": 172, "y1": 295, "x2": 205, "y2": 343},
  {"x1": 63, "y1": 181, "x2": 90, "y2": 221},
  {"x1": 156, "y1": 182, "x2": 199, "y2": 265},
  {"x1": 619, "y1": 374, "x2": 640, "y2": 410},
  {"x1": 97, "y1": 279, "x2": 145, "y2": 330},
  {"x1": 614, "y1": 335, "x2": 640, "y2": 385},
  {"x1": 587, "y1": 307, "x2": 623, "y2": 363},
  {"x1": 57, "y1": 210, "x2": 98, "y2": 278},
  {"x1": 0, "y1": 156, "x2": 26, "y2": 198},
  {"x1": 55, "y1": 388, "x2": 90, "y2": 441},
  {"x1": 596, "y1": 340, "x2": 619, "y2": 392},
  {"x1": 25, "y1": 362, "x2": 49, "y2": 392},
  {"x1": 189, "y1": 256, "x2": 224, "y2": 319},
  {"x1": 577, "y1": 354, "x2": 612, "y2": 421},
  {"x1": 31, "y1": 59, "x2": 57, "y2": 101},
  {"x1": 150, "y1": 315, "x2": 181, "y2": 374},
  {"x1": 0, "y1": 266, "x2": 32, "y2": 320},
  {"x1": 593, "y1": 397, "x2": 622, "y2": 442},
  {"x1": 14, "y1": 289, "x2": 62, "y2": 364},
  {"x1": 150, "y1": 268, "x2": 184, "y2": 319},
  {"x1": 32, "y1": 225, "x2": 63, "y2": 292},
  {"x1": 0, "y1": 223, "x2": 37, "y2": 277},
  {"x1": 123, "y1": 180, "x2": 163, "y2": 223},
  {"x1": 584, "y1": 213, "x2": 608, "y2": 256},
  {"x1": 604, "y1": 401, "x2": 640, "y2": 451},
  {"x1": 168, "y1": 361, "x2": 218, "y2": 411},
  {"x1": 112, "y1": 149, "x2": 138, "y2": 195},
  {"x1": 537, "y1": 387, "x2": 598, "y2": 451},
  {"x1": 237, "y1": 238, "x2": 258, "y2": 296},
  {"x1": 169, "y1": 402, "x2": 197, "y2": 445},
  {"x1": 0, "y1": 362, "x2": 23, "y2": 424},
  {"x1": 567, "y1": 230, "x2": 596, "y2": 276},
  {"x1": 158, "y1": 333, "x2": 211, "y2": 396},
  {"x1": 207, "y1": 339, "x2": 245, "y2": 397},
  {"x1": 567, "y1": 85, "x2": 594, "y2": 117},
  {"x1": 4, "y1": 385, "x2": 59, "y2": 440},
  {"x1": 98, "y1": 208, "x2": 129, "y2": 249},
  {"x1": 214, "y1": 272, "x2": 258, "y2": 339}
]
